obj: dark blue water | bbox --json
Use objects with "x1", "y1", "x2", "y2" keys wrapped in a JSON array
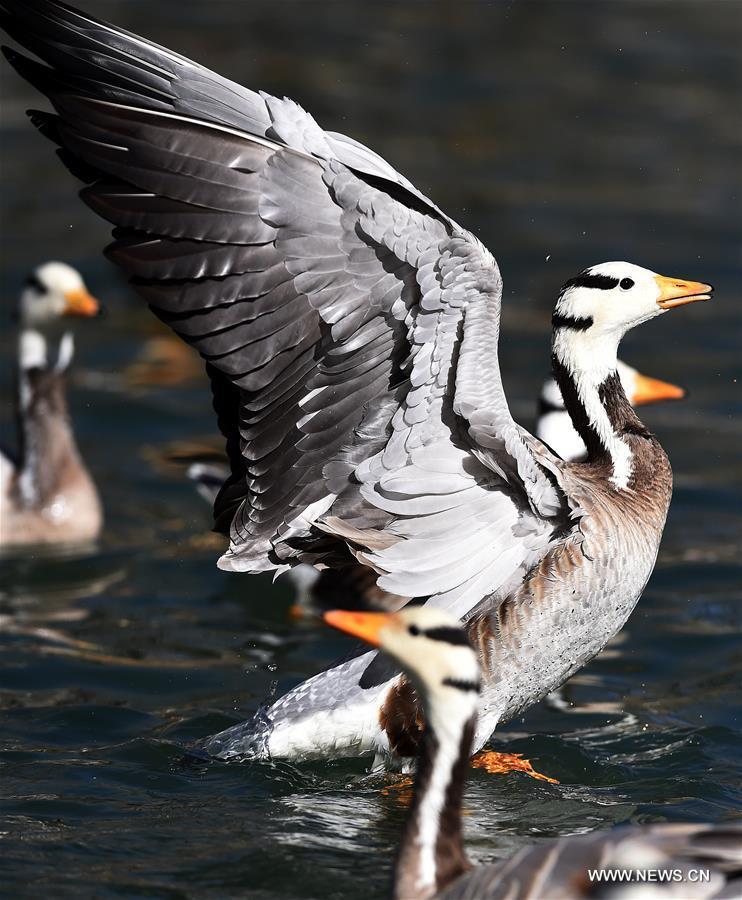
[{"x1": 1, "y1": 1, "x2": 740, "y2": 897}]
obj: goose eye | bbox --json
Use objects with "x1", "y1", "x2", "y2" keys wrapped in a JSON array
[
  {"x1": 408, "y1": 624, "x2": 420, "y2": 636},
  {"x1": 619, "y1": 277, "x2": 635, "y2": 290}
]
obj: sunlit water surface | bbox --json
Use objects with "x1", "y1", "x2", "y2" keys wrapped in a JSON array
[{"x1": 0, "y1": 1, "x2": 740, "y2": 897}]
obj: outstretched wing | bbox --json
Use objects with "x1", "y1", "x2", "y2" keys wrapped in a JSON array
[{"x1": 1, "y1": 0, "x2": 569, "y2": 618}]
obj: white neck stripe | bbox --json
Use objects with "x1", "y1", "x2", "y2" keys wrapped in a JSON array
[
  {"x1": 19, "y1": 329, "x2": 48, "y2": 371},
  {"x1": 552, "y1": 329, "x2": 633, "y2": 489}
]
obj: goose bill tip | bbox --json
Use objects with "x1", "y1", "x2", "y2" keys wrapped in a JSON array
[
  {"x1": 655, "y1": 275, "x2": 713, "y2": 309},
  {"x1": 63, "y1": 288, "x2": 101, "y2": 317}
]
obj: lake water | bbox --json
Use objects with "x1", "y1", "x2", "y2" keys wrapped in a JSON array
[{"x1": 0, "y1": 1, "x2": 740, "y2": 897}]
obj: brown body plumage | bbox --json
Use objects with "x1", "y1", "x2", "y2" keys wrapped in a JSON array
[
  {"x1": 1, "y1": 261, "x2": 102, "y2": 550},
  {"x1": 1, "y1": 367, "x2": 101, "y2": 547}
]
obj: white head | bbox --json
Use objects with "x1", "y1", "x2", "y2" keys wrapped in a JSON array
[
  {"x1": 553, "y1": 262, "x2": 712, "y2": 338},
  {"x1": 552, "y1": 261, "x2": 710, "y2": 388},
  {"x1": 18, "y1": 262, "x2": 100, "y2": 371},
  {"x1": 20, "y1": 261, "x2": 100, "y2": 329},
  {"x1": 325, "y1": 606, "x2": 480, "y2": 740},
  {"x1": 551, "y1": 262, "x2": 710, "y2": 486}
]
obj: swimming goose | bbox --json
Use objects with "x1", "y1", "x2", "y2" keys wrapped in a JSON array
[
  {"x1": 0, "y1": 261, "x2": 103, "y2": 547},
  {"x1": 537, "y1": 360, "x2": 685, "y2": 463},
  {"x1": 325, "y1": 606, "x2": 742, "y2": 900},
  {"x1": 1, "y1": 1, "x2": 713, "y2": 765}
]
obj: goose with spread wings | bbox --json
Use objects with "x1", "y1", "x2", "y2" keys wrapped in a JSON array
[{"x1": 1, "y1": 0, "x2": 712, "y2": 767}]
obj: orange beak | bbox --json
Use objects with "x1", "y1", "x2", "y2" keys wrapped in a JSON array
[
  {"x1": 323, "y1": 609, "x2": 394, "y2": 646},
  {"x1": 655, "y1": 275, "x2": 713, "y2": 310},
  {"x1": 63, "y1": 287, "x2": 100, "y2": 317},
  {"x1": 631, "y1": 373, "x2": 686, "y2": 406}
]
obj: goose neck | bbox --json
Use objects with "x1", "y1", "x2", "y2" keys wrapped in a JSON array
[
  {"x1": 18, "y1": 328, "x2": 49, "y2": 373},
  {"x1": 551, "y1": 328, "x2": 648, "y2": 489},
  {"x1": 15, "y1": 365, "x2": 77, "y2": 509},
  {"x1": 393, "y1": 712, "x2": 474, "y2": 900}
]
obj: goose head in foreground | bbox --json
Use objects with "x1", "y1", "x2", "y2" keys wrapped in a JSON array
[
  {"x1": 326, "y1": 607, "x2": 742, "y2": 900},
  {"x1": 0, "y1": 261, "x2": 103, "y2": 548},
  {"x1": 537, "y1": 358, "x2": 685, "y2": 463},
  {"x1": 0, "y1": 0, "x2": 714, "y2": 767}
]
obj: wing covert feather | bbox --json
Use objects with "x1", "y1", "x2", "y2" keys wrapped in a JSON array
[{"x1": 1, "y1": 0, "x2": 568, "y2": 618}]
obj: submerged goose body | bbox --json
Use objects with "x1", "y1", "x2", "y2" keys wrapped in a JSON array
[
  {"x1": 1, "y1": 1, "x2": 712, "y2": 764},
  {"x1": 0, "y1": 261, "x2": 102, "y2": 548},
  {"x1": 326, "y1": 607, "x2": 742, "y2": 900}
]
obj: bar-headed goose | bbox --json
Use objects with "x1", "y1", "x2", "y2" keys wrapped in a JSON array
[
  {"x1": 537, "y1": 360, "x2": 685, "y2": 463},
  {"x1": 1, "y1": 261, "x2": 102, "y2": 547},
  {"x1": 326, "y1": 607, "x2": 742, "y2": 900},
  {"x1": 1, "y1": 1, "x2": 713, "y2": 765}
]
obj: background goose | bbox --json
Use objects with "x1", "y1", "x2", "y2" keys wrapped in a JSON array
[
  {"x1": 0, "y1": 261, "x2": 103, "y2": 547},
  {"x1": 537, "y1": 359, "x2": 685, "y2": 463},
  {"x1": 1, "y1": 1, "x2": 712, "y2": 766},
  {"x1": 326, "y1": 606, "x2": 742, "y2": 900}
]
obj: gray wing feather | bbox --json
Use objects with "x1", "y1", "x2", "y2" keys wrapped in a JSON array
[
  {"x1": 455, "y1": 288, "x2": 563, "y2": 517},
  {"x1": 2, "y1": 0, "x2": 567, "y2": 616}
]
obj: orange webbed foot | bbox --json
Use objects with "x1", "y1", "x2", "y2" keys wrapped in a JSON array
[{"x1": 471, "y1": 750, "x2": 559, "y2": 784}]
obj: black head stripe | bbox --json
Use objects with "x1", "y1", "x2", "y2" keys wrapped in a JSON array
[
  {"x1": 442, "y1": 676, "x2": 480, "y2": 693},
  {"x1": 552, "y1": 312, "x2": 594, "y2": 331},
  {"x1": 25, "y1": 273, "x2": 46, "y2": 293},
  {"x1": 423, "y1": 626, "x2": 471, "y2": 647},
  {"x1": 562, "y1": 273, "x2": 619, "y2": 291}
]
